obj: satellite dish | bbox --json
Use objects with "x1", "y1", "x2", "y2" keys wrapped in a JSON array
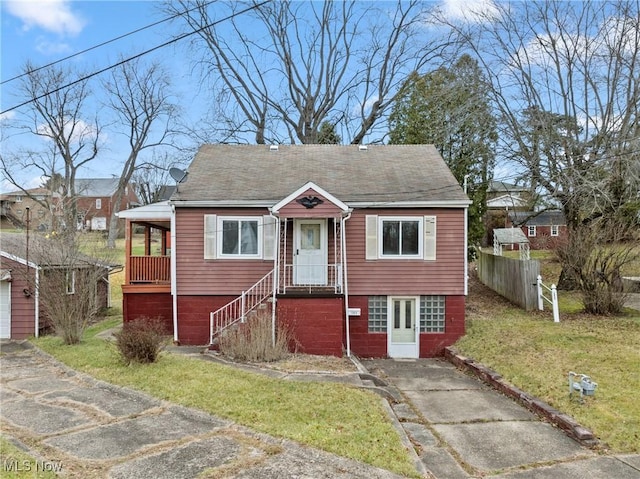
[{"x1": 169, "y1": 167, "x2": 188, "y2": 184}]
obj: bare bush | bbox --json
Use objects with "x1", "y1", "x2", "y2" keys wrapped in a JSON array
[
  {"x1": 218, "y1": 311, "x2": 296, "y2": 362},
  {"x1": 556, "y1": 223, "x2": 638, "y2": 315},
  {"x1": 115, "y1": 316, "x2": 168, "y2": 364}
]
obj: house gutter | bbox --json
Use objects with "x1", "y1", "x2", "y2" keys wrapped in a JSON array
[
  {"x1": 170, "y1": 203, "x2": 178, "y2": 343},
  {"x1": 34, "y1": 267, "x2": 40, "y2": 338},
  {"x1": 342, "y1": 210, "x2": 352, "y2": 357},
  {"x1": 269, "y1": 211, "x2": 280, "y2": 347},
  {"x1": 464, "y1": 205, "x2": 469, "y2": 296}
]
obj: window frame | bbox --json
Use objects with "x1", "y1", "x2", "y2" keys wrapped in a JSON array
[
  {"x1": 550, "y1": 225, "x2": 559, "y2": 237},
  {"x1": 66, "y1": 270, "x2": 76, "y2": 295},
  {"x1": 378, "y1": 216, "x2": 424, "y2": 259},
  {"x1": 216, "y1": 216, "x2": 262, "y2": 259},
  {"x1": 95, "y1": 198, "x2": 102, "y2": 210},
  {"x1": 528, "y1": 225, "x2": 537, "y2": 237}
]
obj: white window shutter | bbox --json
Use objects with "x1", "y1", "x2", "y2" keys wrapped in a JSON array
[
  {"x1": 204, "y1": 214, "x2": 217, "y2": 259},
  {"x1": 263, "y1": 215, "x2": 276, "y2": 260},
  {"x1": 365, "y1": 215, "x2": 378, "y2": 260},
  {"x1": 424, "y1": 216, "x2": 436, "y2": 261}
]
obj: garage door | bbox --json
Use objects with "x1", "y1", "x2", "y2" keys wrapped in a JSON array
[{"x1": 0, "y1": 280, "x2": 10, "y2": 339}]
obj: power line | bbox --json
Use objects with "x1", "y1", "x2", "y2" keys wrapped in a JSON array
[
  {"x1": 1, "y1": 0, "x2": 272, "y2": 115},
  {"x1": 0, "y1": 0, "x2": 216, "y2": 86}
]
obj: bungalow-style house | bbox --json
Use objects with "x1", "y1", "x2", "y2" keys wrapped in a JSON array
[
  {"x1": 118, "y1": 145, "x2": 471, "y2": 358},
  {"x1": 508, "y1": 210, "x2": 567, "y2": 250},
  {"x1": 75, "y1": 178, "x2": 139, "y2": 231},
  {"x1": 0, "y1": 233, "x2": 115, "y2": 339}
]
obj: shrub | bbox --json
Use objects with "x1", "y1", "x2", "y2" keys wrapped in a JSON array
[
  {"x1": 218, "y1": 311, "x2": 296, "y2": 362},
  {"x1": 114, "y1": 317, "x2": 168, "y2": 364}
]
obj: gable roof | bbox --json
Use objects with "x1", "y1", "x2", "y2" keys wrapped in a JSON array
[
  {"x1": 0, "y1": 232, "x2": 118, "y2": 269},
  {"x1": 75, "y1": 178, "x2": 120, "y2": 197},
  {"x1": 489, "y1": 180, "x2": 528, "y2": 193},
  {"x1": 509, "y1": 210, "x2": 566, "y2": 226},
  {"x1": 171, "y1": 144, "x2": 470, "y2": 207},
  {"x1": 493, "y1": 228, "x2": 530, "y2": 244}
]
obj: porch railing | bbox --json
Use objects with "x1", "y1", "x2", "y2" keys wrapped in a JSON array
[
  {"x1": 280, "y1": 263, "x2": 342, "y2": 293},
  {"x1": 209, "y1": 270, "x2": 274, "y2": 344},
  {"x1": 129, "y1": 255, "x2": 170, "y2": 284}
]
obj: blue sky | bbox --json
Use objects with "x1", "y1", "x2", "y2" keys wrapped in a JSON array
[{"x1": 0, "y1": 0, "x2": 499, "y2": 192}]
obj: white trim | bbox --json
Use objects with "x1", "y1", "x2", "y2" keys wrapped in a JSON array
[
  {"x1": 117, "y1": 201, "x2": 172, "y2": 220},
  {"x1": 217, "y1": 216, "x2": 263, "y2": 258},
  {"x1": 171, "y1": 199, "x2": 472, "y2": 209},
  {"x1": 464, "y1": 206, "x2": 468, "y2": 296},
  {"x1": 387, "y1": 295, "x2": 420, "y2": 359},
  {"x1": 0, "y1": 279, "x2": 11, "y2": 339},
  {"x1": 378, "y1": 216, "x2": 423, "y2": 259},
  {"x1": 170, "y1": 204, "x2": 178, "y2": 343},
  {"x1": 0, "y1": 251, "x2": 38, "y2": 270},
  {"x1": 528, "y1": 225, "x2": 537, "y2": 237},
  {"x1": 551, "y1": 225, "x2": 559, "y2": 237},
  {"x1": 271, "y1": 181, "x2": 350, "y2": 213},
  {"x1": 293, "y1": 219, "x2": 327, "y2": 285},
  {"x1": 66, "y1": 270, "x2": 76, "y2": 295},
  {"x1": 342, "y1": 212, "x2": 352, "y2": 357}
]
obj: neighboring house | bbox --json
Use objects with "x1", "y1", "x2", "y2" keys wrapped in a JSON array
[
  {"x1": 118, "y1": 144, "x2": 471, "y2": 358},
  {"x1": 0, "y1": 188, "x2": 60, "y2": 231},
  {"x1": 486, "y1": 181, "x2": 530, "y2": 211},
  {"x1": 75, "y1": 178, "x2": 140, "y2": 231},
  {"x1": 508, "y1": 210, "x2": 567, "y2": 250},
  {"x1": 0, "y1": 232, "x2": 115, "y2": 340}
]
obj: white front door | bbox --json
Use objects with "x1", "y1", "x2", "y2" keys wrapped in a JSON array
[
  {"x1": 0, "y1": 281, "x2": 11, "y2": 339},
  {"x1": 388, "y1": 297, "x2": 419, "y2": 358},
  {"x1": 294, "y1": 219, "x2": 327, "y2": 285}
]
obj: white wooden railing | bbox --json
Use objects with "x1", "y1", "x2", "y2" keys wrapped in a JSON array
[
  {"x1": 537, "y1": 275, "x2": 560, "y2": 323},
  {"x1": 280, "y1": 263, "x2": 342, "y2": 293},
  {"x1": 209, "y1": 270, "x2": 273, "y2": 343}
]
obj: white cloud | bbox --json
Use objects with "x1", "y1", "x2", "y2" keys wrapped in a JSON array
[
  {"x1": 439, "y1": 0, "x2": 499, "y2": 23},
  {"x1": 35, "y1": 37, "x2": 72, "y2": 55},
  {"x1": 37, "y1": 118, "x2": 98, "y2": 143},
  {"x1": 0, "y1": 111, "x2": 16, "y2": 122},
  {"x1": 4, "y1": 0, "x2": 86, "y2": 36}
]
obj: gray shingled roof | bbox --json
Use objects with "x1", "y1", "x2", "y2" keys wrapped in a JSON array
[
  {"x1": 75, "y1": 178, "x2": 120, "y2": 197},
  {"x1": 509, "y1": 210, "x2": 566, "y2": 226},
  {"x1": 1, "y1": 232, "x2": 118, "y2": 268},
  {"x1": 171, "y1": 144, "x2": 469, "y2": 205},
  {"x1": 493, "y1": 228, "x2": 529, "y2": 244}
]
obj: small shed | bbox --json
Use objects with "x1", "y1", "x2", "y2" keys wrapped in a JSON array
[{"x1": 493, "y1": 228, "x2": 530, "y2": 260}]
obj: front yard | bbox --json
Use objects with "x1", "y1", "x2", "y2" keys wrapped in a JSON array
[{"x1": 456, "y1": 261, "x2": 640, "y2": 453}]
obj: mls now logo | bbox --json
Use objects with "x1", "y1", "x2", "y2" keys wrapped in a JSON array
[{"x1": 3, "y1": 459, "x2": 63, "y2": 473}]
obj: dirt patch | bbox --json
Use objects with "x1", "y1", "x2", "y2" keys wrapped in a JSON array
[{"x1": 223, "y1": 353, "x2": 358, "y2": 374}]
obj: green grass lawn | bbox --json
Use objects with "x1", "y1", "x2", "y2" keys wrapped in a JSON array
[
  {"x1": 31, "y1": 320, "x2": 419, "y2": 477},
  {"x1": 458, "y1": 270, "x2": 640, "y2": 453},
  {"x1": 0, "y1": 437, "x2": 59, "y2": 479}
]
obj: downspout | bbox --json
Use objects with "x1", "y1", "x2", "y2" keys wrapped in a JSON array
[
  {"x1": 464, "y1": 205, "x2": 469, "y2": 296},
  {"x1": 170, "y1": 203, "x2": 178, "y2": 343},
  {"x1": 269, "y1": 211, "x2": 280, "y2": 347},
  {"x1": 342, "y1": 210, "x2": 352, "y2": 357},
  {"x1": 34, "y1": 267, "x2": 40, "y2": 338}
]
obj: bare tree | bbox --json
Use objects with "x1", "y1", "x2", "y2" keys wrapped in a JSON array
[
  {"x1": 438, "y1": 0, "x2": 640, "y2": 310},
  {"x1": 167, "y1": 0, "x2": 446, "y2": 144},
  {"x1": 102, "y1": 58, "x2": 178, "y2": 248},
  {"x1": 132, "y1": 151, "x2": 187, "y2": 205},
  {"x1": 2, "y1": 62, "x2": 101, "y2": 237}
]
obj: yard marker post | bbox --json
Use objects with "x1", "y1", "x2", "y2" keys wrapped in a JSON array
[
  {"x1": 551, "y1": 284, "x2": 560, "y2": 323},
  {"x1": 537, "y1": 275, "x2": 544, "y2": 311}
]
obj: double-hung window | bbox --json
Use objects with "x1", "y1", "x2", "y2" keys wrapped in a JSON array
[
  {"x1": 381, "y1": 218, "x2": 421, "y2": 257},
  {"x1": 550, "y1": 225, "x2": 559, "y2": 237},
  {"x1": 528, "y1": 225, "x2": 536, "y2": 237},
  {"x1": 219, "y1": 218, "x2": 260, "y2": 257},
  {"x1": 366, "y1": 215, "x2": 436, "y2": 260}
]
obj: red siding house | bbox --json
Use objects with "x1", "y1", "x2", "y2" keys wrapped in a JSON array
[
  {"x1": 0, "y1": 233, "x2": 114, "y2": 339},
  {"x1": 508, "y1": 210, "x2": 567, "y2": 250},
  {"x1": 118, "y1": 145, "x2": 471, "y2": 358}
]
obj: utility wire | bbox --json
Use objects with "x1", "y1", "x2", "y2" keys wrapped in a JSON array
[
  {"x1": 1, "y1": 0, "x2": 272, "y2": 115},
  {"x1": 0, "y1": 0, "x2": 216, "y2": 86}
]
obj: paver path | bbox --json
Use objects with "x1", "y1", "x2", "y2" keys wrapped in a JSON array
[{"x1": 0, "y1": 342, "x2": 406, "y2": 479}]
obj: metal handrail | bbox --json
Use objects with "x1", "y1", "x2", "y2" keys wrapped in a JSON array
[{"x1": 209, "y1": 270, "x2": 273, "y2": 343}]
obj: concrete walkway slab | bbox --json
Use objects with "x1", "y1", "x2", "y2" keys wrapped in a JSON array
[
  {"x1": 42, "y1": 384, "x2": 159, "y2": 417},
  {"x1": 7, "y1": 376, "x2": 77, "y2": 394},
  {"x1": 405, "y1": 389, "x2": 535, "y2": 423},
  {"x1": 493, "y1": 455, "x2": 640, "y2": 478},
  {"x1": 2, "y1": 398, "x2": 94, "y2": 434},
  {"x1": 44, "y1": 409, "x2": 229, "y2": 460},
  {"x1": 108, "y1": 437, "x2": 241, "y2": 479},
  {"x1": 433, "y1": 421, "x2": 589, "y2": 472}
]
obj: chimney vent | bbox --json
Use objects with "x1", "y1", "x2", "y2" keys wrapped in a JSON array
[
  {"x1": 270, "y1": 145, "x2": 279, "y2": 151},
  {"x1": 358, "y1": 145, "x2": 368, "y2": 151}
]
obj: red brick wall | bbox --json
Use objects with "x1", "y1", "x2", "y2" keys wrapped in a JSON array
[
  {"x1": 348, "y1": 295, "x2": 466, "y2": 358},
  {"x1": 176, "y1": 295, "x2": 236, "y2": 345},
  {"x1": 348, "y1": 296, "x2": 387, "y2": 358},
  {"x1": 123, "y1": 292, "x2": 173, "y2": 334},
  {"x1": 419, "y1": 295, "x2": 466, "y2": 357},
  {"x1": 277, "y1": 296, "x2": 344, "y2": 356}
]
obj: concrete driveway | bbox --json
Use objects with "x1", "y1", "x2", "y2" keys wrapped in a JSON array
[{"x1": 362, "y1": 358, "x2": 640, "y2": 478}]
